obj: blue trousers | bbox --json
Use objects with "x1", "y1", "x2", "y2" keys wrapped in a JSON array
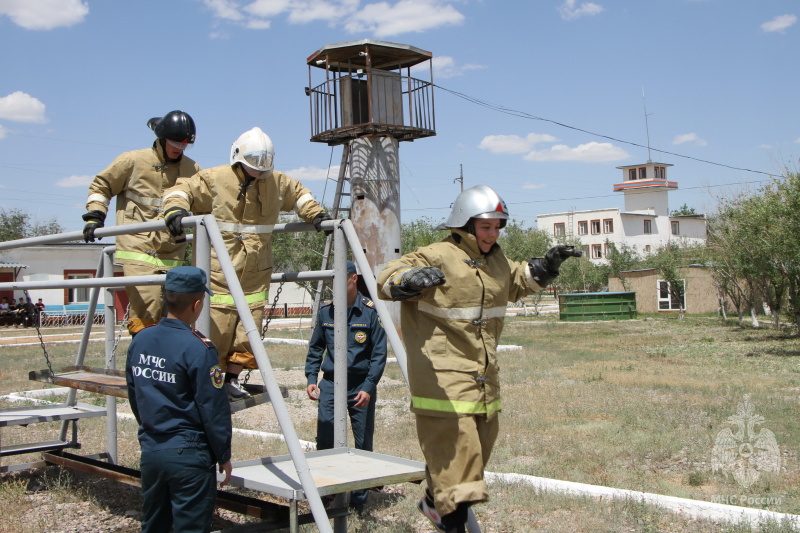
[
  {"x1": 316, "y1": 377, "x2": 376, "y2": 505},
  {"x1": 140, "y1": 447, "x2": 217, "y2": 533}
]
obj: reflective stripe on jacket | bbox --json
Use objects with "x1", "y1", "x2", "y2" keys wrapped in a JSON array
[
  {"x1": 86, "y1": 142, "x2": 200, "y2": 265},
  {"x1": 162, "y1": 165, "x2": 325, "y2": 308},
  {"x1": 377, "y1": 229, "x2": 542, "y2": 419}
]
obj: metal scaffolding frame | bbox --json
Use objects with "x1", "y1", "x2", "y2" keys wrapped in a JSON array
[{"x1": 0, "y1": 214, "x2": 419, "y2": 533}]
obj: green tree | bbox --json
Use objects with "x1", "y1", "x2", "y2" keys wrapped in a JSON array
[
  {"x1": 603, "y1": 241, "x2": 641, "y2": 291},
  {"x1": 401, "y1": 217, "x2": 445, "y2": 254},
  {"x1": 0, "y1": 208, "x2": 64, "y2": 242},
  {"x1": 497, "y1": 220, "x2": 551, "y2": 262},
  {"x1": 670, "y1": 203, "x2": 698, "y2": 216},
  {"x1": 271, "y1": 225, "x2": 328, "y2": 300}
]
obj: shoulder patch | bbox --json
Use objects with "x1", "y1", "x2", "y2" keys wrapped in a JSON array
[
  {"x1": 362, "y1": 297, "x2": 375, "y2": 308},
  {"x1": 192, "y1": 329, "x2": 216, "y2": 348},
  {"x1": 210, "y1": 365, "x2": 224, "y2": 389}
]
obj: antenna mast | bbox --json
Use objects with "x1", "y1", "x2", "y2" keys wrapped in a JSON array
[{"x1": 642, "y1": 87, "x2": 653, "y2": 163}]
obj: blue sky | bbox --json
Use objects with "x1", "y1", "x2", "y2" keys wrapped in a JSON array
[{"x1": 0, "y1": 0, "x2": 797, "y2": 232}]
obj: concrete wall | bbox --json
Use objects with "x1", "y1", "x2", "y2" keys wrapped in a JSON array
[{"x1": 608, "y1": 265, "x2": 725, "y2": 314}]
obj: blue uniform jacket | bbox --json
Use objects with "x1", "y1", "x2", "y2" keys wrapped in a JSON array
[
  {"x1": 305, "y1": 293, "x2": 387, "y2": 397},
  {"x1": 126, "y1": 318, "x2": 232, "y2": 464}
]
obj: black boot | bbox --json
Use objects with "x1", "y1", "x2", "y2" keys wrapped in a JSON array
[{"x1": 441, "y1": 503, "x2": 470, "y2": 533}]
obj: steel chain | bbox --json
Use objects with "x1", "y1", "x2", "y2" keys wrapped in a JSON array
[
  {"x1": 244, "y1": 280, "x2": 286, "y2": 387},
  {"x1": 111, "y1": 303, "x2": 131, "y2": 365},
  {"x1": 26, "y1": 290, "x2": 55, "y2": 384}
]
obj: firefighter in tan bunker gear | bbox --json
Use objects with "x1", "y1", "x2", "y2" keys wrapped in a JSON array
[
  {"x1": 378, "y1": 185, "x2": 581, "y2": 533},
  {"x1": 162, "y1": 127, "x2": 331, "y2": 401},
  {"x1": 82, "y1": 111, "x2": 200, "y2": 335}
]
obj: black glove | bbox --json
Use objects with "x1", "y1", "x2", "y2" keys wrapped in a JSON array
[
  {"x1": 81, "y1": 210, "x2": 106, "y2": 243},
  {"x1": 389, "y1": 266, "x2": 446, "y2": 300},
  {"x1": 312, "y1": 212, "x2": 333, "y2": 236},
  {"x1": 164, "y1": 207, "x2": 189, "y2": 239},
  {"x1": 528, "y1": 245, "x2": 582, "y2": 287}
]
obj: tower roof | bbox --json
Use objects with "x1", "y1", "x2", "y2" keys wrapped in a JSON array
[{"x1": 307, "y1": 39, "x2": 432, "y2": 72}]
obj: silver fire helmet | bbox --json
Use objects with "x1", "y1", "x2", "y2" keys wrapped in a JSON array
[{"x1": 436, "y1": 184, "x2": 509, "y2": 230}]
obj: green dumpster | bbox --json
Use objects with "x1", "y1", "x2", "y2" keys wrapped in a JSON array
[{"x1": 558, "y1": 291, "x2": 637, "y2": 322}]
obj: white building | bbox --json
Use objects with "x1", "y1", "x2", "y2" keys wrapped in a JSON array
[{"x1": 537, "y1": 161, "x2": 707, "y2": 263}]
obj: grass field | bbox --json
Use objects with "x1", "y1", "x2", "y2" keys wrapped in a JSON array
[{"x1": 1, "y1": 312, "x2": 799, "y2": 532}]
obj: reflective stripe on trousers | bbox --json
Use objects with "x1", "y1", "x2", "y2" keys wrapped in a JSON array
[
  {"x1": 115, "y1": 250, "x2": 186, "y2": 268},
  {"x1": 209, "y1": 290, "x2": 268, "y2": 306},
  {"x1": 411, "y1": 395, "x2": 502, "y2": 417}
]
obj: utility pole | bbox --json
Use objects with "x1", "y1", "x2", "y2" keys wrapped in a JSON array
[{"x1": 455, "y1": 164, "x2": 464, "y2": 192}]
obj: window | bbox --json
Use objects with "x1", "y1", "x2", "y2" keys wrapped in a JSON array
[
  {"x1": 639, "y1": 167, "x2": 647, "y2": 180},
  {"x1": 591, "y1": 244, "x2": 603, "y2": 259},
  {"x1": 671, "y1": 221, "x2": 679, "y2": 235},
  {"x1": 605, "y1": 242, "x2": 616, "y2": 256},
  {"x1": 655, "y1": 166, "x2": 666, "y2": 179},
  {"x1": 628, "y1": 169, "x2": 636, "y2": 181},
  {"x1": 578, "y1": 221, "x2": 588, "y2": 235},
  {"x1": 581, "y1": 245, "x2": 590, "y2": 257},
  {"x1": 554, "y1": 223, "x2": 565, "y2": 236},
  {"x1": 64, "y1": 270, "x2": 94, "y2": 304},
  {"x1": 591, "y1": 220, "x2": 601, "y2": 235},
  {"x1": 644, "y1": 219, "x2": 652, "y2": 234},
  {"x1": 603, "y1": 219, "x2": 614, "y2": 233},
  {"x1": 658, "y1": 279, "x2": 686, "y2": 311}
]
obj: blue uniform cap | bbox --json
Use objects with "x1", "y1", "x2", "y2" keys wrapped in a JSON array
[
  {"x1": 165, "y1": 266, "x2": 213, "y2": 295},
  {"x1": 347, "y1": 261, "x2": 357, "y2": 274}
]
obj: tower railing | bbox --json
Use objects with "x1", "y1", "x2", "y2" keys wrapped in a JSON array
[{"x1": 308, "y1": 71, "x2": 436, "y2": 145}]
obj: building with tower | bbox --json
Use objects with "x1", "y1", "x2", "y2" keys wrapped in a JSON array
[{"x1": 537, "y1": 161, "x2": 707, "y2": 263}]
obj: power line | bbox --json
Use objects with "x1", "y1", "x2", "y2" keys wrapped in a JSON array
[{"x1": 434, "y1": 84, "x2": 780, "y2": 178}]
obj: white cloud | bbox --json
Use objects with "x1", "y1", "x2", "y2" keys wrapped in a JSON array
[
  {"x1": 558, "y1": 0, "x2": 604, "y2": 21},
  {"x1": 672, "y1": 132, "x2": 708, "y2": 146},
  {"x1": 522, "y1": 183, "x2": 547, "y2": 190},
  {"x1": 203, "y1": 0, "x2": 244, "y2": 21},
  {"x1": 245, "y1": 0, "x2": 292, "y2": 18},
  {"x1": 203, "y1": 0, "x2": 464, "y2": 35},
  {"x1": 345, "y1": 0, "x2": 464, "y2": 37},
  {"x1": 56, "y1": 175, "x2": 93, "y2": 188},
  {"x1": 0, "y1": 124, "x2": 7, "y2": 139},
  {"x1": 0, "y1": 91, "x2": 47, "y2": 123},
  {"x1": 761, "y1": 14, "x2": 796, "y2": 34},
  {"x1": 414, "y1": 56, "x2": 486, "y2": 79},
  {"x1": 284, "y1": 165, "x2": 339, "y2": 181},
  {"x1": 479, "y1": 133, "x2": 559, "y2": 154},
  {"x1": 288, "y1": 0, "x2": 359, "y2": 24},
  {"x1": 0, "y1": 0, "x2": 88, "y2": 30},
  {"x1": 524, "y1": 142, "x2": 630, "y2": 163}
]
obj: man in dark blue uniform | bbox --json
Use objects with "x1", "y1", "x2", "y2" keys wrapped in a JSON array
[
  {"x1": 305, "y1": 260, "x2": 387, "y2": 512},
  {"x1": 126, "y1": 266, "x2": 232, "y2": 533}
]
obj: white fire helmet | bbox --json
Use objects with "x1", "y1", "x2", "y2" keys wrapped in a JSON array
[
  {"x1": 436, "y1": 184, "x2": 509, "y2": 230},
  {"x1": 230, "y1": 127, "x2": 274, "y2": 172}
]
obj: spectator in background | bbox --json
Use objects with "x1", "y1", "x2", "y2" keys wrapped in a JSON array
[
  {"x1": 0, "y1": 297, "x2": 9, "y2": 327},
  {"x1": 34, "y1": 298, "x2": 46, "y2": 327},
  {"x1": 17, "y1": 298, "x2": 35, "y2": 328}
]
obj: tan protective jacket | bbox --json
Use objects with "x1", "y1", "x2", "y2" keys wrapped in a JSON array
[
  {"x1": 86, "y1": 142, "x2": 200, "y2": 268},
  {"x1": 378, "y1": 229, "x2": 543, "y2": 419},
  {"x1": 162, "y1": 165, "x2": 325, "y2": 308}
]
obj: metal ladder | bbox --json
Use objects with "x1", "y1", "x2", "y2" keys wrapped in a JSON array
[{"x1": 311, "y1": 144, "x2": 353, "y2": 323}]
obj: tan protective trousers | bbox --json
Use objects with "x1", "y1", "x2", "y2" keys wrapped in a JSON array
[
  {"x1": 415, "y1": 413, "x2": 499, "y2": 517},
  {"x1": 122, "y1": 263, "x2": 168, "y2": 334},
  {"x1": 210, "y1": 306, "x2": 264, "y2": 369}
]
